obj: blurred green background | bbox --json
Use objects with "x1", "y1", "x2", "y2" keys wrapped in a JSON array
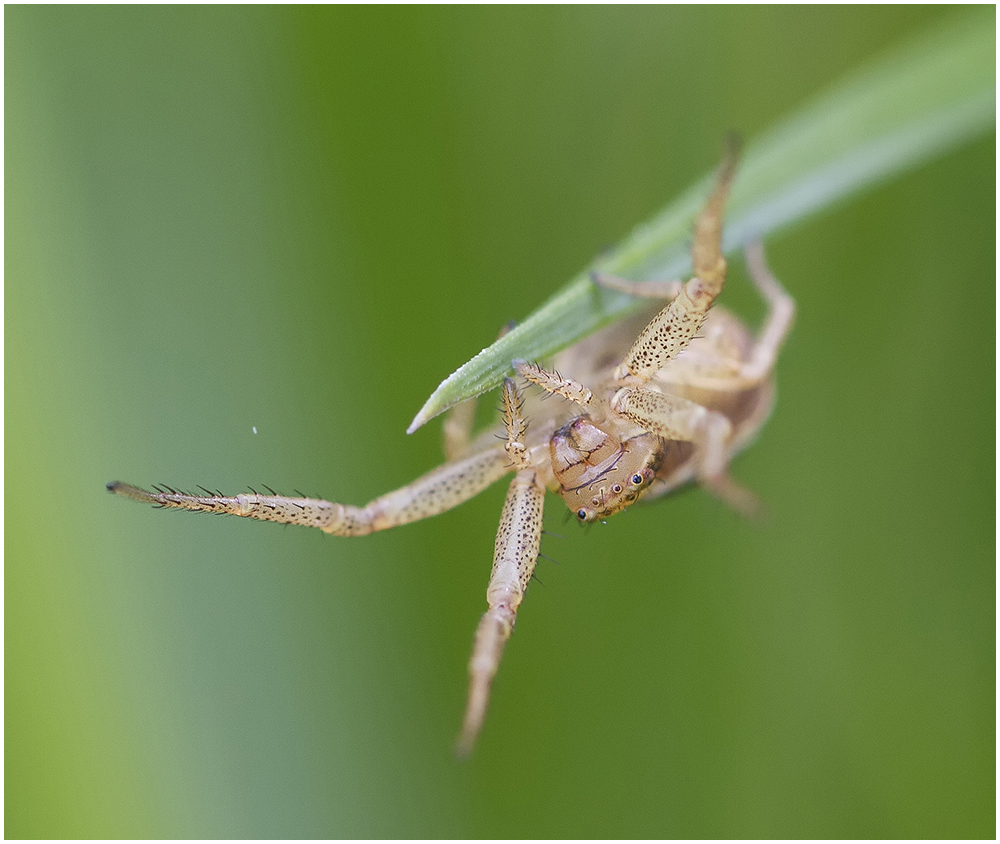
[{"x1": 6, "y1": 6, "x2": 994, "y2": 838}]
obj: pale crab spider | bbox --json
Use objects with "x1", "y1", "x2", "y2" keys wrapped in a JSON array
[{"x1": 109, "y1": 141, "x2": 794, "y2": 755}]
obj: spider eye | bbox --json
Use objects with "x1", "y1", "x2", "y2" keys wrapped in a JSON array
[
  {"x1": 631, "y1": 473, "x2": 644, "y2": 485},
  {"x1": 611, "y1": 483, "x2": 623, "y2": 494}
]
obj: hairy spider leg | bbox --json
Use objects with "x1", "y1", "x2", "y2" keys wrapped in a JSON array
[
  {"x1": 512, "y1": 359, "x2": 594, "y2": 407},
  {"x1": 443, "y1": 322, "x2": 519, "y2": 462},
  {"x1": 108, "y1": 443, "x2": 513, "y2": 536}
]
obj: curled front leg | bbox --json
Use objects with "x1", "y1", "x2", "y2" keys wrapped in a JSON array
[{"x1": 456, "y1": 467, "x2": 545, "y2": 757}]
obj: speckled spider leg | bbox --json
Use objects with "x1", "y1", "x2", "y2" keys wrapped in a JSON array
[
  {"x1": 595, "y1": 242, "x2": 794, "y2": 391},
  {"x1": 611, "y1": 140, "x2": 739, "y2": 384},
  {"x1": 609, "y1": 386, "x2": 760, "y2": 515},
  {"x1": 108, "y1": 443, "x2": 514, "y2": 536},
  {"x1": 457, "y1": 377, "x2": 544, "y2": 757}
]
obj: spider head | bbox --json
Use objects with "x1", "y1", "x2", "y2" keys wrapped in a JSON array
[{"x1": 549, "y1": 416, "x2": 661, "y2": 523}]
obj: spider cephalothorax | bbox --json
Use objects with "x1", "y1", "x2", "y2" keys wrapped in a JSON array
[
  {"x1": 109, "y1": 140, "x2": 794, "y2": 755},
  {"x1": 549, "y1": 416, "x2": 662, "y2": 522}
]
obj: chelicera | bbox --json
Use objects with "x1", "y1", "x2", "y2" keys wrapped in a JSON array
[{"x1": 109, "y1": 141, "x2": 794, "y2": 755}]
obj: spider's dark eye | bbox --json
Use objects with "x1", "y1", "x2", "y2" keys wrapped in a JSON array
[
  {"x1": 577, "y1": 509, "x2": 588, "y2": 520},
  {"x1": 611, "y1": 483, "x2": 623, "y2": 494},
  {"x1": 631, "y1": 473, "x2": 644, "y2": 485}
]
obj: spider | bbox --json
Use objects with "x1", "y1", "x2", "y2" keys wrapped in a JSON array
[{"x1": 108, "y1": 141, "x2": 794, "y2": 756}]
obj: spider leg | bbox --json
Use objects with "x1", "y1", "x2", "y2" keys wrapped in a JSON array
[
  {"x1": 610, "y1": 386, "x2": 760, "y2": 517},
  {"x1": 457, "y1": 466, "x2": 545, "y2": 756},
  {"x1": 501, "y1": 377, "x2": 530, "y2": 469},
  {"x1": 512, "y1": 359, "x2": 594, "y2": 407},
  {"x1": 611, "y1": 388, "x2": 727, "y2": 446},
  {"x1": 108, "y1": 444, "x2": 513, "y2": 536},
  {"x1": 613, "y1": 139, "x2": 740, "y2": 384},
  {"x1": 591, "y1": 273, "x2": 683, "y2": 300},
  {"x1": 443, "y1": 322, "x2": 518, "y2": 461},
  {"x1": 739, "y1": 241, "x2": 796, "y2": 384},
  {"x1": 442, "y1": 398, "x2": 478, "y2": 462},
  {"x1": 457, "y1": 377, "x2": 545, "y2": 756}
]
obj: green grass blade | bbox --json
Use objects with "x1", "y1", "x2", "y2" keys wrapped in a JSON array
[{"x1": 409, "y1": 10, "x2": 994, "y2": 433}]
